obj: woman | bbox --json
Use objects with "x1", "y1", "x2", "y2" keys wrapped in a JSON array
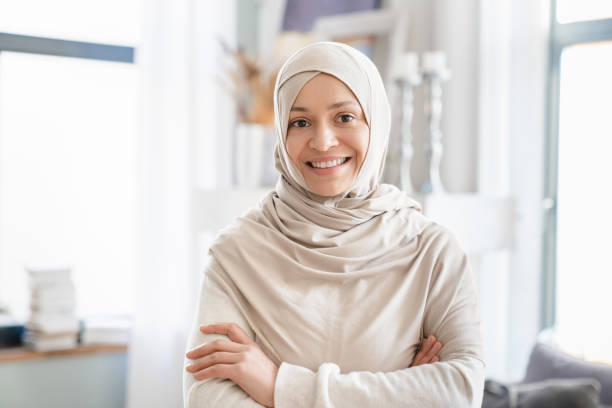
[{"x1": 183, "y1": 42, "x2": 485, "y2": 407}]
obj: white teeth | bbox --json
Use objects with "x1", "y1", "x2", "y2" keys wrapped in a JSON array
[{"x1": 311, "y1": 158, "x2": 347, "y2": 168}]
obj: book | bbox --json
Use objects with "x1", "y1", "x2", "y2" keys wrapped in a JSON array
[
  {"x1": 25, "y1": 265, "x2": 72, "y2": 284},
  {"x1": 30, "y1": 298, "x2": 76, "y2": 313},
  {"x1": 27, "y1": 316, "x2": 80, "y2": 334},
  {"x1": 30, "y1": 288, "x2": 76, "y2": 304},
  {"x1": 25, "y1": 265, "x2": 79, "y2": 351},
  {"x1": 81, "y1": 315, "x2": 131, "y2": 345},
  {"x1": 23, "y1": 335, "x2": 77, "y2": 352}
]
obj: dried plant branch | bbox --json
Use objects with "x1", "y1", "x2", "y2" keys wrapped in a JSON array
[{"x1": 217, "y1": 37, "x2": 278, "y2": 125}]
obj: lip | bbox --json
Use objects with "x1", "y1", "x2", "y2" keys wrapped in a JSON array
[{"x1": 305, "y1": 157, "x2": 351, "y2": 176}]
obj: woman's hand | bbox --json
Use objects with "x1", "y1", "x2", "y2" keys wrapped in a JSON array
[
  {"x1": 410, "y1": 335, "x2": 443, "y2": 367},
  {"x1": 185, "y1": 322, "x2": 278, "y2": 407}
]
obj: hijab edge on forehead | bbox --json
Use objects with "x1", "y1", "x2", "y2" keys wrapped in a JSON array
[{"x1": 273, "y1": 41, "x2": 391, "y2": 204}]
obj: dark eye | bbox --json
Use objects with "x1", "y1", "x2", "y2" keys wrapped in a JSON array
[
  {"x1": 338, "y1": 114, "x2": 354, "y2": 123},
  {"x1": 291, "y1": 119, "x2": 308, "y2": 128}
]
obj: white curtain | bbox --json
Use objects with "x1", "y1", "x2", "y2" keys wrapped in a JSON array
[
  {"x1": 126, "y1": 0, "x2": 235, "y2": 406},
  {"x1": 476, "y1": 0, "x2": 549, "y2": 382}
]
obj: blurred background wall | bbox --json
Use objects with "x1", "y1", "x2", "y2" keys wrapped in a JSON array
[{"x1": 0, "y1": 0, "x2": 611, "y2": 407}]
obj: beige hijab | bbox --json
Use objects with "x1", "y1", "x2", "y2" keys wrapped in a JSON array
[{"x1": 207, "y1": 42, "x2": 432, "y2": 364}]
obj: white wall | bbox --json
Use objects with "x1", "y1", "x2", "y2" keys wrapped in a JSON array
[{"x1": 432, "y1": 0, "x2": 479, "y2": 193}]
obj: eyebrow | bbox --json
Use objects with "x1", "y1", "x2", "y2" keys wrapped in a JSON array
[{"x1": 290, "y1": 100, "x2": 359, "y2": 112}]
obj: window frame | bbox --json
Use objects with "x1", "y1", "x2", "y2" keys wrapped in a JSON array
[
  {"x1": 0, "y1": 32, "x2": 134, "y2": 62},
  {"x1": 542, "y1": 2, "x2": 612, "y2": 329}
]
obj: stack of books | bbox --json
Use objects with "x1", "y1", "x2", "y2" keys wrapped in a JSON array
[
  {"x1": 81, "y1": 315, "x2": 131, "y2": 345},
  {"x1": 24, "y1": 265, "x2": 79, "y2": 351}
]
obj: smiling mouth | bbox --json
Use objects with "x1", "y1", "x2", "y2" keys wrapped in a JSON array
[{"x1": 307, "y1": 157, "x2": 351, "y2": 168}]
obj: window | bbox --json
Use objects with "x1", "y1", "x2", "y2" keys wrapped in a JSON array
[
  {"x1": 0, "y1": 1, "x2": 141, "y2": 321},
  {"x1": 544, "y1": 1, "x2": 612, "y2": 361},
  {"x1": 556, "y1": 0, "x2": 612, "y2": 23}
]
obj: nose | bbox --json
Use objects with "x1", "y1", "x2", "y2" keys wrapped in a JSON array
[{"x1": 308, "y1": 122, "x2": 339, "y2": 151}]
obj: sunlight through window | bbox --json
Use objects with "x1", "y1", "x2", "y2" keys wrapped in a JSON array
[
  {"x1": 557, "y1": 0, "x2": 612, "y2": 23},
  {"x1": 556, "y1": 41, "x2": 612, "y2": 362},
  {"x1": 0, "y1": 52, "x2": 140, "y2": 320}
]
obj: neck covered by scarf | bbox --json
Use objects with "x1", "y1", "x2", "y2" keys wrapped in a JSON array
[{"x1": 207, "y1": 42, "x2": 434, "y2": 365}]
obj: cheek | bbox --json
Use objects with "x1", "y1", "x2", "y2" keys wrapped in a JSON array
[
  {"x1": 285, "y1": 133, "x2": 303, "y2": 166},
  {"x1": 357, "y1": 127, "x2": 370, "y2": 162}
]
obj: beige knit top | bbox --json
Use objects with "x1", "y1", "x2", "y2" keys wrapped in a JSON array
[{"x1": 184, "y1": 220, "x2": 485, "y2": 407}]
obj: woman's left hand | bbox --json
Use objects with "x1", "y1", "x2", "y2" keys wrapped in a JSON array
[{"x1": 185, "y1": 322, "x2": 278, "y2": 408}]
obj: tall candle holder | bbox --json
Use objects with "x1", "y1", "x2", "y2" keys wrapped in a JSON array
[
  {"x1": 421, "y1": 51, "x2": 451, "y2": 193},
  {"x1": 393, "y1": 53, "x2": 422, "y2": 193}
]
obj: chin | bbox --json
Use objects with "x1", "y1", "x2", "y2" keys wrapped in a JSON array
[{"x1": 308, "y1": 184, "x2": 351, "y2": 197}]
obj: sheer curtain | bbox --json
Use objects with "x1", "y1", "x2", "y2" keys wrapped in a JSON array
[
  {"x1": 126, "y1": 0, "x2": 235, "y2": 406},
  {"x1": 477, "y1": 0, "x2": 549, "y2": 381}
]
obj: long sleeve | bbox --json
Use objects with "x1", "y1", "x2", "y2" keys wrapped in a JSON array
[
  {"x1": 183, "y1": 271, "x2": 265, "y2": 408},
  {"x1": 272, "y1": 230, "x2": 485, "y2": 408}
]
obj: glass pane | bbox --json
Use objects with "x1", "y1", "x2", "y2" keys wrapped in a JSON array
[
  {"x1": 0, "y1": 52, "x2": 140, "y2": 320},
  {"x1": 0, "y1": 0, "x2": 142, "y2": 46},
  {"x1": 557, "y1": 0, "x2": 612, "y2": 23},
  {"x1": 556, "y1": 42, "x2": 612, "y2": 362}
]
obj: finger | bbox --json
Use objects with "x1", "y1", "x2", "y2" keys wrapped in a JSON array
[
  {"x1": 432, "y1": 356, "x2": 440, "y2": 363},
  {"x1": 422, "y1": 341, "x2": 443, "y2": 363},
  {"x1": 419, "y1": 335, "x2": 436, "y2": 353},
  {"x1": 200, "y1": 322, "x2": 254, "y2": 346},
  {"x1": 428, "y1": 341, "x2": 443, "y2": 358},
  {"x1": 192, "y1": 363, "x2": 236, "y2": 382},
  {"x1": 411, "y1": 336, "x2": 436, "y2": 366},
  {"x1": 186, "y1": 351, "x2": 242, "y2": 374},
  {"x1": 186, "y1": 338, "x2": 245, "y2": 360}
]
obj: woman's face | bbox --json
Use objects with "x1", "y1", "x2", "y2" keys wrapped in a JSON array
[{"x1": 285, "y1": 73, "x2": 370, "y2": 197}]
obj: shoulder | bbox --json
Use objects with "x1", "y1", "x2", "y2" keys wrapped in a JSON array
[
  {"x1": 416, "y1": 221, "x2": 470, "y2": 276},
  {"x1": 418, "y1": 220, "x2": 464, "y2": 251}
]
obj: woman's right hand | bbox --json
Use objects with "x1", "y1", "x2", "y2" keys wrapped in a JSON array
[{"x1": 410, "y1": 335, "x2": 443, "y2": 367}]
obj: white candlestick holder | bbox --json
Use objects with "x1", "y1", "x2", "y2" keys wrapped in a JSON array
[
  {"x1": 392, "y1": 52, "x2": 422, "y2": 193},
  {"x1": 421, "y1": 51, "x2": 451, "y2": 194}
]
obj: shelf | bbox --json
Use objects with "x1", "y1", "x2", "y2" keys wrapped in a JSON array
[
  {"x1": 414, "y1": 193, "x2": 515, "y2": 253},
  {"x1": 0, "y1": 343, "x2": 128, "y2": 364}
]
